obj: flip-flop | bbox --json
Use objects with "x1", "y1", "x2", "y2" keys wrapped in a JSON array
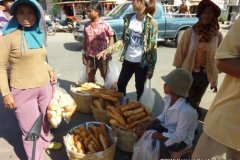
[{"x1": 47, "y1": 142, "x2": 62, "y2": 150}]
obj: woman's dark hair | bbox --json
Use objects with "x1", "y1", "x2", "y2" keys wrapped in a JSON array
[
  {"x1": 186, "y1": 97, "x2": 201, "y2": 120},
  {"x1": 144, "y1": 0, "x2": 156, "y2": 16},
  {"x1": 87, "y1": 0, "x2": 103, "y2": 16}
]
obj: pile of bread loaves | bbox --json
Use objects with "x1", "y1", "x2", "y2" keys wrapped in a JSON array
[
  {"x1": 47, "y1": 90, "x2": 76, "y2": 128},
  {"x1": 107, "y1": 101, "x2": 151, "y2": 133},
  {"x1": 67, "y1": 124, "x2": 110, "y2": 154}
]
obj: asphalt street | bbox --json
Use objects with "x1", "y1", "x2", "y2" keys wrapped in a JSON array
[{"x1": 0, "y1": 28, "x2": 229, "y2": 160}]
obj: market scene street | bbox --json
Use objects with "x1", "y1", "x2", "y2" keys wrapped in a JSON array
[
  {"x1": 1, "y1": 0, "x2": 239, "y2": 159},
  {"x1": 0, "y1": 27, "x2": 229, "y2": 159}
]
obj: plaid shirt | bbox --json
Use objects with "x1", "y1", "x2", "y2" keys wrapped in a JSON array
[
  {"x1": 84, "y1": 19, "x2": 114, "y2": 57},
  {"x1": 105, "y1": 13, "x2": 158, "y2": 72}
]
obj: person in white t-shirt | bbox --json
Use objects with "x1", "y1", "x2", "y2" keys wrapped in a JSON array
[{"x1": 97, "y1": 0, "x2": 158, "y2": 100}]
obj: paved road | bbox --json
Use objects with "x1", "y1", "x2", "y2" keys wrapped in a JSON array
[{"x1": 0, "y1": 28, "x2": 229, "y2": 160}]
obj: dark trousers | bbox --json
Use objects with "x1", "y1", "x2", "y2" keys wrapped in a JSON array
[
  {"x1": 117, "y1": 60, "x2": 148, "y2": 100},
  {"x1": 86, "y1": 56, "x2": 108, "y2": 83},
  {"x1": 188, "y1": 71, "x2": 209, "y2": 106},
  {"x1": 151, "y1": 123, "x2": 187, "y2": 152}
]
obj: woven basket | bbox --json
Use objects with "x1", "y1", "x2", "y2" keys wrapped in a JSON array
[
  {"x1": 114, "y1": 127, "x2": 138, "y2": 152},
  {"x1": 91, "y1": 105, "x2": 109, "y2": 125},
  {"x1": 64, "y1": 122, "x2": 117, "y2": 160},
  {"x1": 70, "y1": 85, "x2": 92, "y2": 113}
]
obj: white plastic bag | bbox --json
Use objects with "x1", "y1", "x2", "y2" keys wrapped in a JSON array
[
  {"x1": 132, "y1": 130, "x2": 160, "y2": 160},
  {"x1": 79, "y1": 63, "x2": 87, "y2": 83},
  {"x1": 139, "y1": 79, "x2": 155, "y2": 112},
  {"x1": 104, "y1": 56, "x2": 120, "y2": 89}
]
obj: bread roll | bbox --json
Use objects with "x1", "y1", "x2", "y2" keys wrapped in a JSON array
[
  {"x1": 88, "y1": 134, "x2": 102, "y2": 151},
  {"x1": 129, "y1": 116, "x2": 151, "y2": 128},
  {"x1": 74, "y1": 128, "x2": 81, "y2": 134},
  {"x1": 108, "y1": 107, "x2": 126, "y2": 125},
  {"x1": 87, "y1": 143, "x2": 96, "y2": 153},
  {"x1": 120, "y1": 101, "x2": 141, "y2": 112},
  {"x1": 123, "y1": 107, "x2": 144, "y2": 117},
  {"x1": 126, "y1": 112, "x2": 147, "y2": 123}
]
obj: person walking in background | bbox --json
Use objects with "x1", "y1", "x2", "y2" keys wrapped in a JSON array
[
  {"x1": 0, "y1": 0, "x2": 57, "y2": 159},
  {"x1": 83, "y1": 0, "x2": 114, "y2": 82},
  {"x1": 173, "y1": 0, "x2": 222, "y2": 108},
  {"x1": 178, "y1": 0, "x2": 191, "y2": 16},
  {"x1": 97, "y1": 0, "x2": 158, "y2": 100},
  {"x1": 192, "y1": 17, "x2": 240, "y2": 159}
]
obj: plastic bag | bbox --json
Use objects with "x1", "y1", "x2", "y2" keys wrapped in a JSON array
[
  {"x1": 132, "y1": 130, "x2": 160, "y2": 160},
  {"x1": 79, "y1": 63, "x2": 87, "y2": 83},
  {"x1": 104, "y1": 56, "x2": 120, "y2": 89},
  {"x1": 139, "y1": 79, "x2": 155, "y2": 112}
]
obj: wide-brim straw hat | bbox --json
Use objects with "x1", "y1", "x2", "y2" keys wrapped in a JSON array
[{"x1": 196, "y1": 0, "x2": 221, "y2": 18}]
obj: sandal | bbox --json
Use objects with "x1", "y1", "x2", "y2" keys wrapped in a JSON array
[{"x1": 47, "y1": 142, "x2": 62, "y2": 150}]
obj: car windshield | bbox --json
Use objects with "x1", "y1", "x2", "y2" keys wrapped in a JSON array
[{"x1": 107, "y1": 3, "x2": 131, "y2": 18}]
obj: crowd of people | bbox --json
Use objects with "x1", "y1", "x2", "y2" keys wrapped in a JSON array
[{"x1": 0, "y1": 0, "x2": 239, "y2": 159}]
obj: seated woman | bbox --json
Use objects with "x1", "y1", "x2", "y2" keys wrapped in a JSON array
[{"x1": 136, "y1": 68, "x2": 199, "y2": 154}]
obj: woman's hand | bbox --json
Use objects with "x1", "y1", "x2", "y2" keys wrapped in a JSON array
[
  {"x1": 96, "y1": 50, "x2": 109, "y2": 60},
  {"x1": 3, "y1": 94, "x2": 16, "y2": 110},
  {"x1": 211, "y1": 86, "x2": 217, "y2": 93},
  {"x1": 82, "y1": 54, "x2": 87, "y2": 65},
  {"x1": 136, "y1": 120, "x2": 153, "y2": 137},
  {"x1": 147, "y1": 71, "x2": 153, "y2": 79},
  {"x1": 49, "y1": 70, "x2": 57, "y2": 85}
]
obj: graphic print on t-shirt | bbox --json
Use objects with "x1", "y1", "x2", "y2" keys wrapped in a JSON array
[{"x1": 128, "y1": 29, "x2": 143, "y2": 55}]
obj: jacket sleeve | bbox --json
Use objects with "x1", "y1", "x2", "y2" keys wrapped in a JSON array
[
  {"x1": 148, "y1": 20, "x2": 158, "y2": 73},
  {"x1": 173, "y1": 28, "x2": 192, "y2": 68},
  {"x1": 0, "y1": 36, "x2": 11, "y2": 96}
]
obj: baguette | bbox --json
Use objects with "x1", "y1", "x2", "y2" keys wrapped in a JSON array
[
  {"x1": 93, "y1": 99, "x2": 103, "y2": 110},
  {"x1": 126, "y1": 112, "x2": 147, "y2": 123},
  {"x1": 88, "y1": 134, "x2": 102, "y2": 151},
  {"x1": 100, "y1": 89, "x2": 124, "y2": 98},
  {"x1": 120, "y1": 101, "x2": 141, "y2": 112},
  {"x1": 89, "y1": 139, "x2": 101, "y2": 152},
  {"x1": 123, "y1": 107, "x2": 144, "y2": 117},
  {"x1": 129, "y1": 116, "x2": 151, "y2": 128},
  {"x1": 109, "y1": 119, "x2": 127, "y2": 130},
  {"x1": 100, "y1": 94, "x2": 119, "y2": 102},
  {"x1": 99, "y1": 134, "x2": 108, "y2": 150},
  {"x1": 99, "y1": 124, "x2": 109, "y2": 148},
  {"x1": 108, "y1": 107, "x2": 126, "y2": 125},
  {"x1": 89, "y1": 125, "x2": 99, "y2": 139},
  {"x1": 75, "y1": 141, "x2": 86, "y2": 154}
]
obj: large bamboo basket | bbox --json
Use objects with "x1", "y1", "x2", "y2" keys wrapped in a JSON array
[
  {"x1": 91, "y1": 105, "x2": 109, "y2": 125},
  {"x1": 70, "y1": 85, "x2": 92, "y2": 113},
  {"x1": 114, "y1": 127, "x2": 138, "y2": 153},
  {"x1": 64, "y1": 122, "x2": 117, "y2": 160}
]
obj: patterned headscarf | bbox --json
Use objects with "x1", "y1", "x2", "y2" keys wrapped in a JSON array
[{"x1": 193, "y1": 0, "x2": 220, "y2": 42}]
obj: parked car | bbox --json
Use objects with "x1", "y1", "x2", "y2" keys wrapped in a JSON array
[{"x1": 73, "y1": 1, "x2": 198, "y2": 46}]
